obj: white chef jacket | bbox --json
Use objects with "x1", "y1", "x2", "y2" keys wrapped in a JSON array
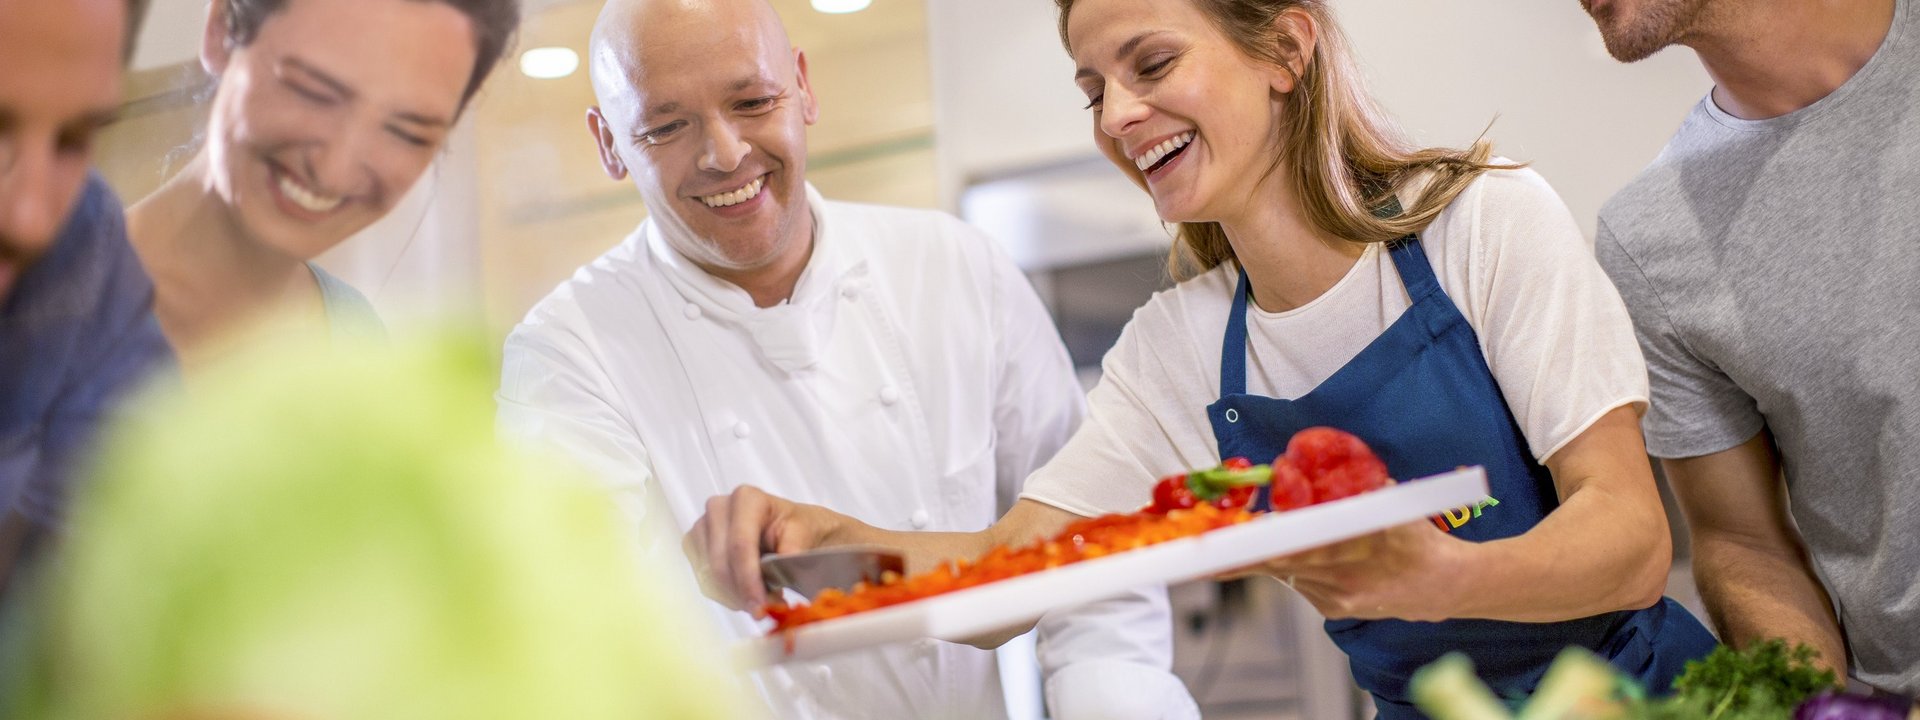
[{"x1": 497, "y1": 185, "x2": 1197, "y2": 720}]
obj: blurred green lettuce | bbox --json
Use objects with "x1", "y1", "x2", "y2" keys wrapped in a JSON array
[{"x1": 3, "y1": 329, "x2": 751, "y2": 720}]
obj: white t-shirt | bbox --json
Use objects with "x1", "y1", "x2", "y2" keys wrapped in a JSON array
[{"x1": 1021, "y1": 167, "x2": 1650, "y2": 517}]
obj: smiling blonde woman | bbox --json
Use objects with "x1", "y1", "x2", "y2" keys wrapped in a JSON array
[{"x1": 685, "y1": 0, "x2": 1721, "y2": 716}]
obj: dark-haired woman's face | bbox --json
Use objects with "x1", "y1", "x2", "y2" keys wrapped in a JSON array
[
  {"x1": 204, "y1": 0, "x2": 476, "y2": 259},
  {"x1": 1068, "y1": 0, "x2": 1290, "y2": 225}
]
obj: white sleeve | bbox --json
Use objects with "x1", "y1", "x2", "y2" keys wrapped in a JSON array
[
  {"x1": 980, "y1": 229, "x2": 1086, "y2": 512},
  {"x1": 964, "y1": 224, "x2": 1198, "y2": 720},
  {"x1": 1453, "y1": 168, "x2": 1651, "y2": 462},
  {"x1": 496, "y1": 317, "x2": 660, "y2": 548},
  {"x1": 1038, "y1": 587, "x2": 1201, "y2": 720}
]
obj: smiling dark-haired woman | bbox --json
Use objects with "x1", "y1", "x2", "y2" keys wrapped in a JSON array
[{"x1": 126, "y1": 0, "x2": 516, "y2": 374}]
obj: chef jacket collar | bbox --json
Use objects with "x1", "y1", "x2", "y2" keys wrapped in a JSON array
[{"x1": 646, "y1": 183, "x2": 868, "y2": 373}]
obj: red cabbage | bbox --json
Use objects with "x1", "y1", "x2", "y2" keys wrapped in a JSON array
[{"x1": 1794, "y1": 691, "x2": 1910, "y2": 720}]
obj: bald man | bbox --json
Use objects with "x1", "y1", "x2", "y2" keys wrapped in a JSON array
[{"x1": 496, "y1": 0, "x2": 1198, "y2": 718}]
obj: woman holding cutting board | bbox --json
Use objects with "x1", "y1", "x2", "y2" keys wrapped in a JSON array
[{"x1": 687, "y1": 0, "x2": 1716, "y2": 715}]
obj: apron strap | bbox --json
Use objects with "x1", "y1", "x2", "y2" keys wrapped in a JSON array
[
  {"x1": 1220, "y1": 196, "x2": 1420, "y2": 399},
  {"x1": 1221, "y1": 265, "x2": 1253, "y2": 397},
  {"x1": 1385, "y1": 237, "x2": 1437, "y2": 300},
  {"x1": 1375, "y1": 197, "x2": 1435, "y2": 300}
]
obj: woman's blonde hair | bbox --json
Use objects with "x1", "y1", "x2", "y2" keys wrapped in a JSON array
[{"x1": 1056, "y1": 0, "x2": 1520, "y2": 279}]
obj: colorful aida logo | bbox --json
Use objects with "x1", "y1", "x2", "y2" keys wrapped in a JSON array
[{"x1": 1430, "y1": 495, "x2": 1499, "y2": 533}]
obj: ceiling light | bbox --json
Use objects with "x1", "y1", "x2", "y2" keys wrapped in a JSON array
[
  {"x1": 519, "y1": 47, "x2": 579, "y2": 79},
  {"x1": 812, "y1": 0, "x2": 871, "y2": 13}
]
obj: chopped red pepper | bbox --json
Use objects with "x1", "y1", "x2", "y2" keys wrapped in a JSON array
[
  {"x1": 1210, "y1": 484, "x2": 1258, "y2": 510},
  {"x1": 763, "y1": 428, "x2": 1397, "y2": 639},
  {"x1": 765, "y1": 503, "x2": 1257, "y2": 635},
  {"x1": 1149, "y1": 474, "x2": 1199, "y2": 514},
  {"x1": 1268, "y1": 459, "x2": 1315, "y2": 511},
  {"x1": 1285, "y1": 427, "x2": 1390, "y2": 503}
]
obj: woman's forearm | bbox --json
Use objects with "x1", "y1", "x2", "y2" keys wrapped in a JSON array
[
  {"x1": 1434, "y1": 406, "x2": 1672, "y2": 622},
  {"x1": 1451, "y1": 478, "x2": 1671, "y2": 622},
  {"x1": 826, "y1": 498, "x2": 1087, "y2": 648},
  {"x1": 830, "y1": 498, "x2": 1084, "y2": 575}
]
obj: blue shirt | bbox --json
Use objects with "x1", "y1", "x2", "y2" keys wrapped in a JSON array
[{"x1": 1, "y1": 175, "x2": 174, "y2": 531}]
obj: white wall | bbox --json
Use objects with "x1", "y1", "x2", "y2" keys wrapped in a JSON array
[
  {"x1": 131, "y1": 0, "x2": 584, "y2": 72},
  {"x1": 928, "y1": 0, "x2": 1713, "y2": 238},
  {"x1": 130, "y1": 0, "x2": 204, "y2": 72},
  {"x1": 927, "y1": 0, "x2": 1091, "y2": 197}
]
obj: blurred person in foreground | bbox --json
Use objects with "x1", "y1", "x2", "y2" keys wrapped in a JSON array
[
  {"x1": 495, "y1": 0, "x2": 1196, "y2": 717},
  {"x1": 0, "y1": 327, "x2": 750, "y2": 720},
  {"x1": 0, "y1": 0, "x2": 173, "y2": 595},
  {"x1": 1584, "y1": 0, "x2": 1920, "y2": 698}
]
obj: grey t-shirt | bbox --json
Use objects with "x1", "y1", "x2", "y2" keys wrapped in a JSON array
[{"x1": 1595, "y1": 0, "x2": 1919, "y2": 694}]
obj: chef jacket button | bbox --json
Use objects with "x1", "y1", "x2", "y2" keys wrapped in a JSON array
[
  {"x1": 840, "y1": 284, "x2": 859, "y2": 300},
  {"x1": 879, "y1": 385, "x2": 900, "y2": 405},
  {"x1": 910, "y1": 509, "x2": 930, "y2": 529},
  {"x1": 733, "y1": 422, "x2": 752, "y2": 439},
  {"x1": 1225, "y1": 408, "x2": 1240, "y2": 423},
  {"x1": 813, "y1": 665, "x2": 833, "y2": 683},
  {"x1": 683, "y1": 304, "x2": 702, "y2": 321}
]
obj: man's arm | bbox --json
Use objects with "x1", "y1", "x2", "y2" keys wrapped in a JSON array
[
  {"x1": 1593, "y1": 220, "x2": 1839, "y2": 658},
  {"x1": 1665, "y1": 430, "x2": 1848, "y2": 675},
  {"x1": 15, "y1": 314, "x2": 173, "y2": 592},
  {"x1": 28, "y1": 178, "x2": 176, "y2": 532},
  {"x1": 5, "y1": 193, "x2": 176, "y2": 594}
]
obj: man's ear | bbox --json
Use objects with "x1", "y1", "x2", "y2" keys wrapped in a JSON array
[
  {"x1": 586, "y1": 106, "x2": 630, "y2": 181},
  {"x1": 793, "y1": 48, "x2": 820, "y2": 126}
]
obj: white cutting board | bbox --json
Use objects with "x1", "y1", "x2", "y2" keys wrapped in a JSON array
[{"x1": 741, "y1": 466, "x2": 1490, "y2": 667}]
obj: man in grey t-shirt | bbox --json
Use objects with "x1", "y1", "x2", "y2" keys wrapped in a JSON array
[{"x1": 1582, "y1": 0, "x2": 1919, "y2": 698}]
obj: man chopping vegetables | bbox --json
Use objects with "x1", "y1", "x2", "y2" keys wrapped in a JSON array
[{"x1": 494, "y1": 0, "x2": 1196, "y2": 718}]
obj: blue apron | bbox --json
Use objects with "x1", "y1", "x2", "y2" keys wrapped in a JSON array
[{"x1": 1205, "y1": 232, "x2": 1715, "y2": 718}]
